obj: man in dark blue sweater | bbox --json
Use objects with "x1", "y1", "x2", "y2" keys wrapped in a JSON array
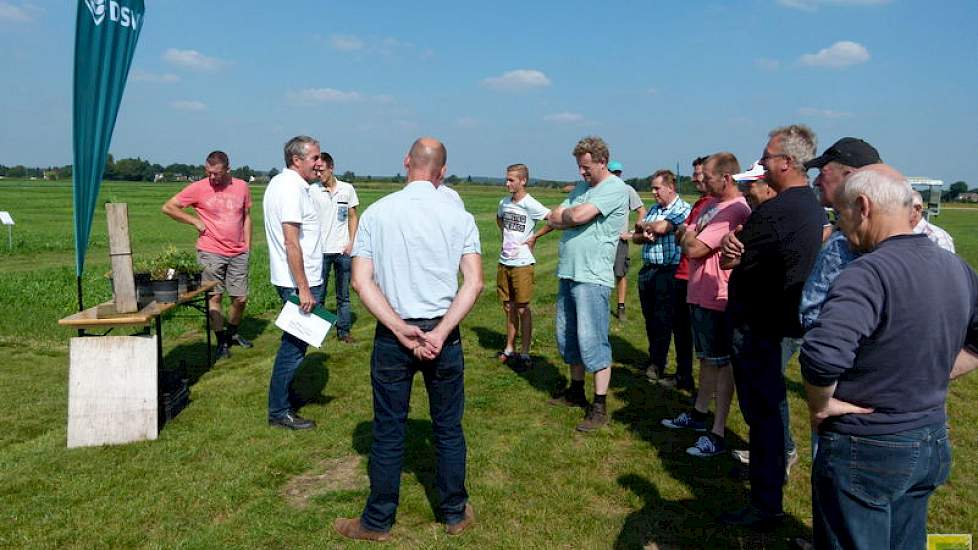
[{"x1": 801, "y1": 165, "x2": 978, "y2": 550}]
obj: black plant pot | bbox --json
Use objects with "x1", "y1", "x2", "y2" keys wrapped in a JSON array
[
  {"x1": 151, "y1": 279, "x2": 179, "y2": 303},
  {"x1": 135, "y1": 273, "x2": 154, "y2": 307}
]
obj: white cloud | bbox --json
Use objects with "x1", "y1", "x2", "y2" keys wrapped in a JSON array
[
  {"x1": 756, "y1": 58, "x2": 781, "y2": 71},
  {"x1": 646, "y1": 87, "x2": 658, "y2": 95},
  {"x1": 799, "y1": 41, "x2": 870, "y2": 68},
  {"x1": 330, "y1": 34, "x2": 363, "y2": 51},
  {"x1": 169, "y1": 100, "x2": 207, "y2": 111},
  {"x1": 544, "y1": 112, "x2": 584, "y2": 123},
  {"x1": 0, "y1": 1, "x2": 36, "y2": 22},
  {"x1": 799, "y1": 107, "x2": 852, "y2": 119},
  {"x1": 455, "y1": 116, "x2": 479, "y2": 128},
  {"x1": 481, "y1": 69, "x2": 551, "y2": 92},
  {"x1": 162, "y1": 48, "x2": 228, "y2": 72},
  {"x1": 778, "y1": 0, "x2": 891, "y2": 11},
  {"x1": 287, "y1": 88, "x2": 363, "y2": 104},
  {"x1": 131, "y1": 69, "x2": 180, "y2": 83}
]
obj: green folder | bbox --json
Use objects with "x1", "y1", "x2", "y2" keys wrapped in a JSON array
[{"x1": 287, "y1": 294, "x2": 338, "y2": 325}]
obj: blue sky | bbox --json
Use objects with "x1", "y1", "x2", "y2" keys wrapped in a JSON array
[{"x1": 1, "y1": 0, "x2": 976, "y2": 184}]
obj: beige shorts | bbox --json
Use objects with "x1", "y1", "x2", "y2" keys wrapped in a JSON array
[
  {"x1": 497, "y1": 264, "x2": 535, "y2": 304},
  {"x1": 198, "y1": 251, "x2": 249, "y2": 297}
]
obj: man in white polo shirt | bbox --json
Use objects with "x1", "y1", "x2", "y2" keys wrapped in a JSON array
[
  {"x1": 311, "y1": 151, "x2": 360, "y2": 343},
  {"x1": 262, "y1": 135, "x2": 325, "y2": 430},
  {"x1": 335, "y1": 137, "x2": 482, "y2": 542}
]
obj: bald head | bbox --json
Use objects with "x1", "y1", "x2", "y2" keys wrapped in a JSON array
[{"x1": 405, "y1": 136, "x2": 447, "y2": 179}]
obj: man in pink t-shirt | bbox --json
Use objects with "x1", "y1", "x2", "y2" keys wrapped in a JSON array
[
  {"x1": 661, "y1": 152, "x2": 751, "y2": 460},
  {"x1": 163, "y1": 150, "x2": 253, "y2": 360}
]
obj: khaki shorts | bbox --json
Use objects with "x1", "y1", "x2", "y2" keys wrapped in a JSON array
[
  {"x1": 198, "y1": 251, "x2": 249, "y2": 297},
  {"x1": 497, "y1": 264, "x2": 535, "y2": 304}
]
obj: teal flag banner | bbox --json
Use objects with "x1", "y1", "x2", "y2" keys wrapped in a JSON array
[{"x1": 72, "y1": 0, "x2": 145, "y2": 277}]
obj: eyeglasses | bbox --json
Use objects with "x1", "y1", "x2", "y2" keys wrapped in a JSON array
[{"x1": 760, "y1": 153, "x2": 789, "y2": 162}]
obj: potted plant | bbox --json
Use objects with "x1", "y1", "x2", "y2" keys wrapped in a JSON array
[
  {"x1": 171, "y1": 250, "x2": 202, "y2": 293},
  {"x1": 148, "y1": 246, "x2": 180, "y2": 303}
]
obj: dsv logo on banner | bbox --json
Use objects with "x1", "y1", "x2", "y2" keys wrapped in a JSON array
[{"x1": 83, "y1": 0, "x2": 142, "y2": 30}]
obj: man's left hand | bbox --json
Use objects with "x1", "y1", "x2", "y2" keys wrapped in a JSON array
[
  {"x1": 342, "y1": 243, "x2": 353, "y2": 255},
  {"x1": 809, "y1": 397, "x2": 874, "y2": 431}
]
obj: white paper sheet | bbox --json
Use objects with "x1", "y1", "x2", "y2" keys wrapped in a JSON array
[{"x1": 274, "y1": 300, "x2": 333, "y2": 348}]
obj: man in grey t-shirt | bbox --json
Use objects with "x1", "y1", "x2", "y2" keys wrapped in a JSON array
[{"x1": 609, "y1": 160, "x2": 646, "y2": 321}]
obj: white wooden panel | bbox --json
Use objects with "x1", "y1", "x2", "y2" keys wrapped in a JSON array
[{"x1": 68, "y1": 335, "x2": 158, "y2": 448}]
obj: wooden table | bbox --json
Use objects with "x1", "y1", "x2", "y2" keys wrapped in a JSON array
[{"x1": 59, "y1": 280, "x2": 218, "y2": 367}]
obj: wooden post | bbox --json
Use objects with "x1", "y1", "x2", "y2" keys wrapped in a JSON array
[{"x1": 106, "y1": 203, "x2": 138, "y2": 314}]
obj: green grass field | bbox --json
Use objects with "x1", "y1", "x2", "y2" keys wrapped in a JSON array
[{"x1": 1, "y1": 179, "x2": 976, "y2": 548}]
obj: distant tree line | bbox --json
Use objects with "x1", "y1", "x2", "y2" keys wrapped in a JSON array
[{"x1": 4, "y1": 159, "x2": 966, "y2": 199}]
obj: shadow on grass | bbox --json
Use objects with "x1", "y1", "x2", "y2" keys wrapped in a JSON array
[
  {"x1": 472, "y1": 325, "x2": 569, "y2": 397},
  {"x1": 609, "y1": 333, "x2": 645, "y2": 370},
  {"x1": 160, "y1": 316, "x2": 272, "y2": 386},
  {"x1": 610, "y1": 366, "x2": 811, "y2": 547},
  {"x1": 292, "y1": 352, "x2": 333, "y2": 408},
  {"x1": 352, "y1": 419, "x2": 444, "y2": 520}
]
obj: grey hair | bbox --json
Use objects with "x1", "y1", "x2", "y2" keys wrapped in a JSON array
[
  {"x1": 840, "y1": 168, "x2": 913, "y2": 214},
  {"x1": 911, "y1": 190, "x2": 924, "y2": 207},
  {"x1": 769, "y1": 124, "x2": 817, "y2": 173},
  {"x1": 283, "y1": 136, "x2": 319, "y2": 168}
]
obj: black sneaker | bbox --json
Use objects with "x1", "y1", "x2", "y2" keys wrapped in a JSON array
[
  {"x1": 215, "y1": 342, "x2": 231, "y2": 360},
  {"x1": 548, "y1": 387, "x2": 589, "y2": 408},
  {"x1": 231, "y1": 333, "x2": 253, "y2": 348},
  {"x1": 615, "y1": 305, "x2": 626, "y2": 322},
  {"x1": 268, "y1": 412, "x2": 316, "y2": 430}
]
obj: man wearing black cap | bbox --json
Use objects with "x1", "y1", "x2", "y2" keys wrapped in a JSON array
[{"x1": 799, "y1": 137, "x2": 881, "y2": 331}]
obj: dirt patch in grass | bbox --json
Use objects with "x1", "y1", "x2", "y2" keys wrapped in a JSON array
[{"x1": 282, "y1": 455, "x2": 366, "y2": 509}]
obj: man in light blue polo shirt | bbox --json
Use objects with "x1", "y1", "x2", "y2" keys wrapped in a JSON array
[
  {"x1": 335, "y1": 137, "x2": 483, "y2": 542},
  {"x1": 546, "y1": 135, "x2": 629, "y2": 432}
]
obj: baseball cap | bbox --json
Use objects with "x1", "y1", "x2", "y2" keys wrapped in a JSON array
[
  {"x1": 733, "y1": 161, "x2": 766, "y2": 182},
  {"x1": 608, "y1": 160, "x2": 623, "y2": 173},
  {"x1": 805, "y1": 137, "x2": 881, "y2": 170}
]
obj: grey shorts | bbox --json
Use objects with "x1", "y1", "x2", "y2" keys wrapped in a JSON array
[
  {"x1": 614, "y1": 240, "x2": 630, "y2": 278},
  {"x1": 198, "y1": 251, "x2": 249, "y2": 297}
]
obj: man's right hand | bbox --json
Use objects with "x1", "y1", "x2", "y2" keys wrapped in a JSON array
[
  {"x1": 194, "y1": 220, "x2": 207, "y2": 234},
  {"x1": 297, "y1": 287, "x2": 316, "y2": 313}
]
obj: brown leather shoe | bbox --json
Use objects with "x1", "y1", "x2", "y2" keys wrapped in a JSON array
[
  {"x1": 334, "y1": 517, "x2": 391, "y2": 542},
  {"x1": 576, "y1": 402, "x2": 608, "y2": 432},
  {"x1": 445, "y1": 503, "x2": 475, "y2": 536}
]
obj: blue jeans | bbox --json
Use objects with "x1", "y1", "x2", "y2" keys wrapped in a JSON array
[
  {"x1": 268, "y1": 284, "x2": 325, "y2": 420},
  {"x1": 813, "y1": 423, "x2": 951, "y2": 550},
  {"x1": 322, "y1": 253, "x2": 352, "y2": 337},
  {"x1": 361, "y1": 319, "x2": 468, "y2": 532},
  {"x1": 555, "y1": 279, "x2": 612, "y2": 373},
  {"x1": 731, "y1": 325, "x2": 790, "y2": 515}
]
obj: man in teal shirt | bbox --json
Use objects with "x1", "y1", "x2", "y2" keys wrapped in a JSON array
[{"x1": 547, "y1": 136, "x2": 629, "y2": 432}]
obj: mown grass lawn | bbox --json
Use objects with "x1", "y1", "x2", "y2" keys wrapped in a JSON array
[{"x1": 1, "y1": 180, "x2": 976, "y2": 548}]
